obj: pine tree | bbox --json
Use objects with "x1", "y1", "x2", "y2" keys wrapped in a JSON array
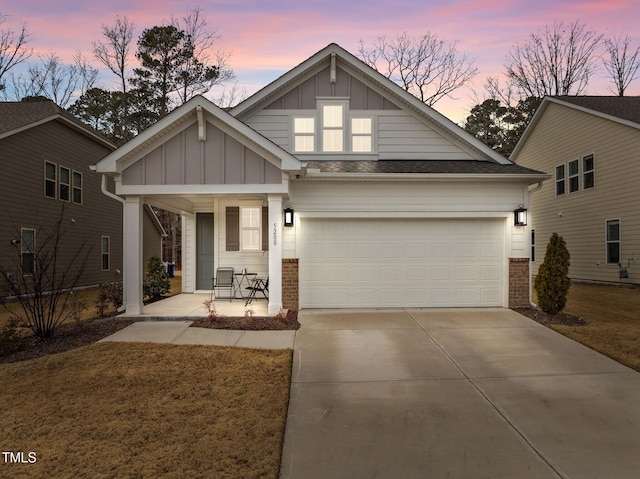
[{"x1": 534, "y1": 233, "x2": 571, "y2": 314}]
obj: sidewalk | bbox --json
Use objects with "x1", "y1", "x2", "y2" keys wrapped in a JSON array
[{"x1": 100, "y1": 320, "x2": 295, "y2": 350}]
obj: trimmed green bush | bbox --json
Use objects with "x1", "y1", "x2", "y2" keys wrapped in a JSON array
[
  {"x1": 143, "y1": 256, "x2": 170, "y2": 301},
  {"x1": 534, "y1": 232, "x2": 571, "y2": 314}
]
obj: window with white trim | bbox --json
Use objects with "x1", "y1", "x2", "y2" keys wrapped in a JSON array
[
  {"x1": 240, "y1": 206, "x2": 261, "y2": 251},
  {"x1": 101, "y1": 236, "x2": 110, "y2": 271},
  {"x1": 73, "y1": 171, "x2": 83, "y2": 204},
  {"x1": 293, "y1": 117, "x2": 315, "y2": 152},
  {"x1": 568, "y1": 159, "x2": 579, "y2": 193},
  {"x1": 59, "y1": 166, "x2": 71, "y2": 201},
  {"x1": 45, "y1": 161, "x2": 57, "y2": 199},
  {"x1": 21, "y1": 228, "x2": 36, "y2": 275},
  {"x1": 322, "y1": 104, "x2": 344, "y2": 152},
  {"x1": 606, "y1": 219, "x2": 620, "y2": 264},
  {"x1": 583, "y1": 154, "x2": 595, "y2": 189},
  {"x1": 351, "y1": 118, "x2": 372, "y2": 152},
  {"x1": 555, "y1": 164, "x2": 565, "y2": 196}
]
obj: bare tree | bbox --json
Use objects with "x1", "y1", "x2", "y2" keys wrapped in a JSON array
[
  {"x1": 603, "y1": 33, "x2": 640, "y2": 96},
  {"x1": 0, "y1": 13, "x2": 32, "y2": 93},
  {"x1": 0, "y1": 206, "x2": 92, "y2": 338},
  {"x1": 172, "y1": 6, "x2": 235, "y2": 103},
  {"x1": 6, "y1": 52, "x2": 97, "y2": 106},
  {"x1": 358, "y1": 31, "x2": 478, "y2": 106},
  {"x1": 93, "y1": 15, "x2": 135, "y2": 137},
  {"x1": 505, "y1": 20, "x2": 603, "y2": 97}
]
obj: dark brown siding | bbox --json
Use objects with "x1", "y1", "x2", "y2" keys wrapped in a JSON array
[{"x1": 0, "y1": 119, "x2": 123, "y2": 297}]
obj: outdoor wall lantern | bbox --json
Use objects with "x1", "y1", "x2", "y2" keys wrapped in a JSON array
[
  {"x1": 514, "y1": 206, "x2": 528, "y2": 226},
  {"x1": 284, "y1": 206, "x2": 294, "y2": 227}
]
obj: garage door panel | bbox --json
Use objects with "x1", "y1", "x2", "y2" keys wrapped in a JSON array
[{"x1": 300, "y1": 219, "x2": 504, "y2": 308}]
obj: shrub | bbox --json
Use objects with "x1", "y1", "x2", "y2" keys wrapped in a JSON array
[
  {"x1": 534, "y1": 232, "x2": 571, "y2": 314},
  {"x1": 95, "y1": 281, "x2": 123, "y2": 317},
  {"x1": 143, "y1": 256, "x2": 170, "y2": 301}
]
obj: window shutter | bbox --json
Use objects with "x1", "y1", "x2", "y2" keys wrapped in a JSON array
[
  {"x1": 226, "y1": 207, "x2": 239, "y2": 251},
  {"x1": 262, "y1": 206, "x2": 269, "y2": 251}
]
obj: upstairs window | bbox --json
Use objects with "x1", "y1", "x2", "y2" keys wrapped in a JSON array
[
  {"x1": 583, "y1": 154, "x2": 595, "y2": 189},
  {"x1": 351, "y1": 118, "x2": 372, "y2": 152},
  {"x1": 73, "y1": 171, "x2": 83, "y2": 204},
  {"x1": 568, "y1": 159, "x2": 579, "y2": 193},
  {"x1": 322, "y1": 104, "x2": 344, "y2": 152},
  {"x1": 45, "y1": 161, "x2": 57, "y2": 198},
  {"x1": 59, "y1": 166, "x2": 71, "y2": 201},
  {"x1": 555, "y1": 164, "x2": 565, "y2": 196},
  {"x1": 294, "y1": 117, "x2": 315, "y2": 152},
  {"x1": 606, "y1": 219, "x2": 620, "y2": 264}
]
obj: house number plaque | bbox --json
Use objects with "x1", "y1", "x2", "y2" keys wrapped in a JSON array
[{"x1": 273, "y1": 222, "x2": 278, "y2": 246}]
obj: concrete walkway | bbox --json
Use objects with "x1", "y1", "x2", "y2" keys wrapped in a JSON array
[
  {"x1": 280, "y1": 308, "x2": 640, "y2": 479},
  {"x1": 100, "y1": 320, "x2": 295, "y2": 350}
]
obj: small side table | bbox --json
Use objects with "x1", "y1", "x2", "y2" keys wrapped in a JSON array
[{"x1": 233, "y1": 272, "x2": 257, "y2": 300}]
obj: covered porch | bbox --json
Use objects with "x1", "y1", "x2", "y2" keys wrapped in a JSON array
[{"x1": 93, "y1": 96, "x2": 303, "y2": 317}]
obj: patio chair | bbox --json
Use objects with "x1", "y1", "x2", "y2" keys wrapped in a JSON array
[
  {"x1": 212, "y1": 267, "x2": 234, "y2": 301},
  {"x1": 245, "y1": 277, "x2": 269, "y2": 306}
]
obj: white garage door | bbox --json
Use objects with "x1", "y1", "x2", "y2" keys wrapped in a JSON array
[{"x1": 300, "y1": 218, "x2": 505, "y2": 308}]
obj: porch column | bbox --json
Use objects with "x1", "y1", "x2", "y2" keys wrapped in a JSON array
[
  {"x1": 268, "y1": 194, "x2": 283, "y2": 314},
  {"x1": 124, "y1": 195, "x2": 144, "y2": 315}
]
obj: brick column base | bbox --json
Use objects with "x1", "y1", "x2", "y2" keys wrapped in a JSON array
[
  {"x1": 509, "y1": 258, "x2": 530, "y2": 308},
  {"x1": 282, "y1": 259, "x2": 299, "y2": 311}
]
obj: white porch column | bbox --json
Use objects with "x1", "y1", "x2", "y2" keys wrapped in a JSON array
[
  {"x1": 124, "y1": 195, "x2": 144, "y2": 315},
  {"x1": 268, "y1": 194, "x2": 283, "y2": 314}
]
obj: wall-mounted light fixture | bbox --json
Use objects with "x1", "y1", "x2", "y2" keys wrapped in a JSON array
[
  {"x1": 514, "y1": 206, "x2": 527, "y2": 226},
  {"x1": 284, "y1": 206, "x2": 294, "y2": 227}
]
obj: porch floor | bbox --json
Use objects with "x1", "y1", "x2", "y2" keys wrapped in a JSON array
[{"x1": 124, "y1": 293, "x2": 269, "y2": 319}]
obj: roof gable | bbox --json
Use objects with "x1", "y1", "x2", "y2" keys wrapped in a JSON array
[
  {"x1": 95, "y1": 95, "x2": 302, "y2": 176},
  {"x1": 0, "y1": 100, "x2": 114, "y2": 148},
  {"x1": 512, "y1": 96, "x2": 640, "y2": 159},
  {"x1": 231, "y1": 43, "x2": 511, "y2": 165}
]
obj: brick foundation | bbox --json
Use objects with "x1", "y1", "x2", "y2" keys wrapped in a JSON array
[
  {"x1": 282, "y1": 259, "x2": 299, "y2": 311},
  {"x1": 509, "y1": 258, "x2": 530, "y2": 308}
]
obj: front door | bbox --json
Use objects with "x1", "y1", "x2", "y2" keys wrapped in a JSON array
[{"x1": 196, "y1": 213, "x2": 214, "y2": 290}]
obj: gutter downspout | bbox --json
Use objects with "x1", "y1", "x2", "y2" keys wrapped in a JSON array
[
  {"x1": 98, "y1": 173, "x2": 127, "y2": 313},
  {"x1": 527, "y1": 181, "x2": 544, "y2": 308}
]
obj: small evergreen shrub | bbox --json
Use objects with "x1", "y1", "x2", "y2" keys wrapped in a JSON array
[
  {"x1": 534, "y1": 232, "x2": 571, "y2": 314},
  {"x1": 144, "y1": 256, "x2": 170, "y2": 301}
]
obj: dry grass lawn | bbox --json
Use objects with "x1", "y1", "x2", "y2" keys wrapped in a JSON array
[
  {"x1": 548, "y1": 282, "x2": 640, "y2": 371},
  {"x1": 0, "y1": 342, "x2": 292, "y2": 479}
]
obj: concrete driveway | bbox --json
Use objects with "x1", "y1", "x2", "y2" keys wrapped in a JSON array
[{"x1": 280, "y1": 308, "x2": 640, "y2": 479}]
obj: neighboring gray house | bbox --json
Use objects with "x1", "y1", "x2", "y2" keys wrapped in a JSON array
[
  {"x1": 0, "y1": 101, "x2": 163, "y2": 298},
  {"x1": 96, "y1": 43, "x2": 548, "y2": 315},
  {"x1": 512, "y1": 96, "x2": 640, "y2": 285}
]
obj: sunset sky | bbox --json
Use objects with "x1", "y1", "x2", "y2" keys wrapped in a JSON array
[{"x1": 4, "y1": 0, "x2": 640, "y2": 123}]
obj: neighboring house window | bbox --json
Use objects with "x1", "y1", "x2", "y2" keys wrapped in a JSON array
[
  {"x1": 606, "y1": 219, "x2": 620, "y2": 264},
  {"x1": 59, "y1": 166, "x2": 71, "y2": 201},
  {"x1": 351, "y1": 118, "x2": 372, "y2": 152},
  {"x1": 555, "y1": 164, "x2": 565, "y2": 196},
  {"x1": 322, "y1": 103, "x2": 344, "y2": 152},
  {"x1": 45, "y1": 161, "x2": 57, "y2": 199},
  {"x1": 294, "y1": 117, "x2": 315, "y2": 152},
  {"x1": 568, "y1": 159, "x2": 579, "y2": 193},
  {"x1": 531, "y1": 229, "x2": 536, "y2": 262},
  {"x1": 240, "y1": 206, "x2": 261, "y2": 251},
  {"x1": 73, "y1": 171, "x2": 83, "y2": 204},
  {"x1": 583, "y1": 154, "x2": 595, "y2": 189},
  {"x1": 21, "y1": 228, "x2": 36, "y2": 275},
  {"x1": 101, "y1": 236, "x2": 110, "y2": 271}
]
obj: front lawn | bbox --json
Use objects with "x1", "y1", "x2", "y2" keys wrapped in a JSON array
[
  {"x1": 541, "y1": 282, "x2": 640, "y2": 372},
  {"x1": 0, "y1": 342, "x2": 291, "y2": 479}
]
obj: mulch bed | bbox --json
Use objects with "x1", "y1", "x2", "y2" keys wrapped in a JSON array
[
  {"x1": 0, "y1": 319, "x2": 134, "y2": 364},
  {"x1": 190, "y1": 310, "x2": 301, "y2": 331},
  {"x1": 514, "y1": 307, "x2": 587, "y2": 326}
]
